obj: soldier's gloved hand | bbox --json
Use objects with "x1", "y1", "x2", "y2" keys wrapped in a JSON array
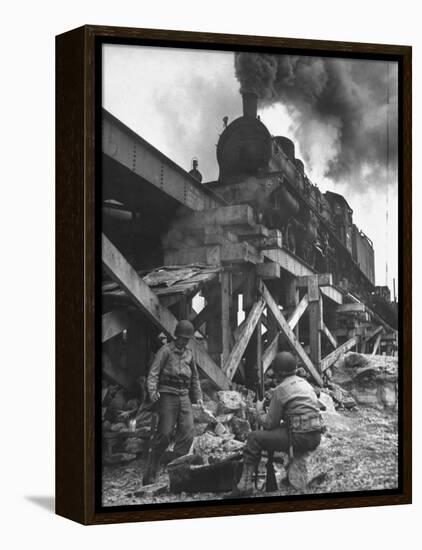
[
  {"x1": 150, "y1": 391, "x2": 160, "y2": 403},
  {"x1": 197, "y1": 399, "x2": 204, "y2": 408}
]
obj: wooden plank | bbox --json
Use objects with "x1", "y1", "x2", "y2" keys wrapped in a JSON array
[
  {"x1": 363, "y1": 325, "x2": 384, "y2": 343},
  {"x1": 320, "y1": 285, "x2": 343, "y2": 305},
  {"x1": 223, "y1": 298, "x2": 266, "y2": 380},
  {"x1": 261, "y1": 283, "x2": 323, "y2": 387},
  {"x1": 321, "y1": 322, "x2": 338, "y2": 349},
  {"x1": 221, "y1": 271, "x2": 231, "y2": 364},
  {"x1": 230, "y1": 224, "x2": 269, "y2": 239},
  {"x1": 102, "y1": 310, "x2": 129, "y2": 342},
  {"x1": 256, "y1": 319, "x2": 263, "y2": 397},
  {"x1": 193, "y1": 342, "x2": 232, "y2": 390},
  {"x1": 297, "y1": 273, "x2": 333, "y2": 288},
  {"x1": 287, "y1": 294, "x2": 309, "y2": 330},
  {"x1": 337, "y1": 303, "x2": 366, "y2": 313},
  {"x1": 307, "y1": 275, "x2": 320, "y2": 302},
  {"x1": 256, "y1": 262, "x2": 281, "y2": 280},
  {"x1": 102, "y1": 233, "x2": 231, "y2": 390},
  {"x1": 263, "y1": 333, "x2": 280, "y2": 373},
  {"x1": 308, "y1": 291, "x2": 322, "y2": 369},
  {"x1": 220, "y1": 242, "x2": 261, "y2": 264},
  {"x1": 372, "y1": 333, "x2": 382, "y2": 355},
  {"x1": 320, "y1": 336, "x2": 360, "y2": 372},
  {"x1": 263, "y1": 248, "x2": 314, "y2": 277}
]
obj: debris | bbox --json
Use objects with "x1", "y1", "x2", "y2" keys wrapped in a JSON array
[
  {"x1": 214, "y1": 422, "x2": 229, "y2": 436},
  {"x1": 123, "y1": 437, "x2": 146, "y2": 454},
  {"x1": 217, "y1": 390, "x2": 246, "y2": 413},
  {"x1": 193, "y1": 433, "x2": 224, "y2": 457},
  {"x1": 222, "y1": 439, "x2": 245, "y2": 453},
  {"x1": 194, "y1": 422, "x2": 209, "y2": 436},
  {"x1": 110, "y1": 422, "x2": 127, "y2": 432},
  {"x1": 230, "y1": 417, "x2": 251, "y2": 441},
  {"x1": 215, "y1": 413, "x2": 235, "y2": 424},
  {"x1": 192, "y1": 404, "x2": 217, "y2": 425}
]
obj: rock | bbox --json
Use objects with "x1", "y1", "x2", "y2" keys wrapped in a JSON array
[
  {"x1": 230, "y1": 417, "x2": 251, "y2": 441},
  {"x1": 332, "y1": 353, "x2": 398, "y2": 410},
  {"x1": 192, "y1": 404, "x2": 217, "y2": 425},
  {"x1": 217, "y1": 391, "x2": 246, "y2": 413},
  {"x1": 215, "y1": 413, "x2": 235, "y2": 424},
  {"x1": 194, "y1": 422, "x2": 209, "y2": 436},
  {"x1": 193, "y1": 432, "x2": 224, "y2": 456},
  {"x1": 287, "y1": 443, "x2": 329, "y2": 489},
  {"x1": 344, "y1": 352, "x2": 369, "y2": 369},
  {"x1": 202, "y1": 398, "x2": 218, "y2": 415},
  {"x1": 214, "y1": 422, "x2": 229, "y2": 437},
  {"x1": 318, "y1": 391, "x2": 337, "y2": 413},
  {"x1": 222, "y1": 438, "x2": 245, "y2": 453},
  {"x1": 123, "y1": 437, "x2": 146, "y2": 454}
]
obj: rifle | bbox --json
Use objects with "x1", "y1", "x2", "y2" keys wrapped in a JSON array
[
  {"x1": 142, "y1": 402, "x2": 159, "y2": 486},
  {"x1": 265, "y1": 451, "x2": 278, "y2": 492}
]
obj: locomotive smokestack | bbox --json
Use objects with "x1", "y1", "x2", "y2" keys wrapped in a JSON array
[{"x1": 242, "y1": 91, "x2": 258, "y2": 118}]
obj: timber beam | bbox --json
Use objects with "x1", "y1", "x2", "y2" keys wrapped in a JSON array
[
  {"x1": 223, "y1": 298, "x2": 266, "y2": 380},
  {"x1": 320, "y1": 335, "x2": 360, "y2": 373},
  {"x1": 102, "y1": 233, "x2": 231, "y2": 390},
  {"x1": 102, "y1": 310, "x2": 129, "y2": 343},
  {"x1": 260, "y1": 282, "x2": 323, "y2": 387}
]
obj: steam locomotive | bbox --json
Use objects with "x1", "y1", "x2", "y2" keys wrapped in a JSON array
[{"x1": 204, "y1": 92, "x2": 376, "y2": 301}]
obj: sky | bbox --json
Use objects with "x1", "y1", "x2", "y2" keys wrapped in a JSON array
[{"x1": 102, "y1": 44, "x2": 398, "y2": 295}]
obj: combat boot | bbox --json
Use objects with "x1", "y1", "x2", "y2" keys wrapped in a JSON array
[
  {"x1": 143, "y1": 450, "x2": 161, "y2": 485},
  {"x1": 226, "y1": 463, "x2": 256, "y2": 498}
]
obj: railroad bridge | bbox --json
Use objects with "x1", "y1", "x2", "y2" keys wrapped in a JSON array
[{"x1": 101, "y1": 109, "x2": 397, "y2": 394}]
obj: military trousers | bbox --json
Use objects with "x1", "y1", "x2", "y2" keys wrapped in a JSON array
[
  {"x1": 243, "y1": 424, "x2": 321, "y2": 467},
  {"x1": 152, "y1": 392, "x2": 195, "y2": 458}
]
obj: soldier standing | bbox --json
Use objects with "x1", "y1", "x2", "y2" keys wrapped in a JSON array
[
  {"x1": 230, "y1": 351, "x2": 323, "y2": 497},
  {"x1": 145, "y1": 320, "x2": 203, "y2": 482}
]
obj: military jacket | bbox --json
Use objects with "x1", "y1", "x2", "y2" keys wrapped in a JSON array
[
  {"x1": 147, "y1": 341, "x2": 202, "y2": 403},
  {"x1": 258, "y1": 374, "x2": 320, "y2": 430}
]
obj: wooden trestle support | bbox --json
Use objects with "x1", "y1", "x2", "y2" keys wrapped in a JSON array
[{"x1": 102, "y1": 204, "x2": 397, "y2": 392}]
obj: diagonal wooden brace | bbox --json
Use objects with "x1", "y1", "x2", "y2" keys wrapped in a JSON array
[
  {"x1": 223, "y1": 298, "x2": 265, "y2": 380},
  {"x1": 260, "y1": 282, "x2": 323, "y2": 387},
  {"x1": 102, "y1": 233, "x2": 231, "y2": 390}
]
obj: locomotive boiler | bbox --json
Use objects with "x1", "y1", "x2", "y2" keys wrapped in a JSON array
[{"x1": 205, "y1": 91, "x2": 376, "y2": 299}]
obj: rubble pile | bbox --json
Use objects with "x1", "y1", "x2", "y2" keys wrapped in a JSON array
[
  {"x1": 101, "y1": 353, "x2": 399, "y2": 504},
  {"x1": 331, "y1": 353, "x2": 398, "y2": 410},
  {"x1": 102, "y1": 382, "x2": 153, "y2": 465}
]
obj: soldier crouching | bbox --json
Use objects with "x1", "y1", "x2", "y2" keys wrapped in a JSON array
[
  {"x1": 145, "y1": 320, "x2": 203, "y2": 483},
  {"x1": 230, "y1": 351, "x2": 323, "y2": 497}
]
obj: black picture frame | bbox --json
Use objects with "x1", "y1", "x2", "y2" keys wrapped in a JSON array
[{"x1": 56, "y1": 25, "x2": 412, "y2": 525}]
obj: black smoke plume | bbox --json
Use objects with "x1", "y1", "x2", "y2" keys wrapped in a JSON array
[{"x1": 235, "y1": 53, "x2": 398, "y2": 192}]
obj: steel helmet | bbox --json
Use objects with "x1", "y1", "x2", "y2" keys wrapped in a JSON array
[
  {"x1": 271, "y1": 351, "x2": 297, "y2": 376},
  {"x1": 174, "y1": 320, "x2": 195, "y2": 339}
]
